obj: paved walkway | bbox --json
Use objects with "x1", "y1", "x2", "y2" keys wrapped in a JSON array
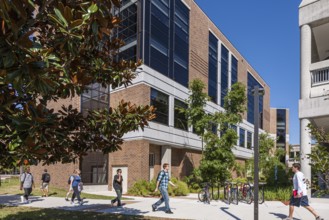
[{"x1": 0, "y1": 192, "x2": 328, "y2": 220}]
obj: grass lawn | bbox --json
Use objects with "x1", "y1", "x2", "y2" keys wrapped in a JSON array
[
  {"x1": 0, "y1": 205, "x2": 165, "y2": 220},
  {"x1": 0, "y1": 177, "x2": 126, "y2": 200}
]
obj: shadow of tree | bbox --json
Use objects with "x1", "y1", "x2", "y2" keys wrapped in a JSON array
[{"x1": 0, "y1": 195, "x2": 153, "y2": 219}]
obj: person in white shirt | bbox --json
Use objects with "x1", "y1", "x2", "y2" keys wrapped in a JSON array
[{"x1": 284, "y1": 163, "x2": 323, "y2": 220}]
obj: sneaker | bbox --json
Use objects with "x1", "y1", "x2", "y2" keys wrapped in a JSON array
[
  {"x1": 110, "y1": 200, "x2": 114, "y2": 206},
  {"x1": 65, "y1": 198, "x2": 69, "y2": 201},
  {"x1": 152, "y1": 204, "x2": 156, "y2": 212},
  {"x1": 70, "y1": 201, "x2": 74, "y2": 205},
  {"x1": 316, "y1": 216, "x2": 324, "y2": 220},
  {"x1": 165, "y1": 210, "x2": 174, "y2": 214}
]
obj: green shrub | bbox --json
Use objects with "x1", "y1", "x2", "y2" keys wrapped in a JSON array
[
  {"x1": 127, "y1": 180, "x2": 149, "y2": 196},
  {"x1": 128, "y1": 177, "x2": 190, "y2": 197},
  {"x1": 264, "y1": 187, "x2": 291, "y2": 201}
]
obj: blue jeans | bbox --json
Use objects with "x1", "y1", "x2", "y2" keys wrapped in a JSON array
[
  {"x1": 153, "y1": 187, "x2": 170, "y2": 211},
  {"x1": 71, "y1": 186, "x2": 81, "y2": 202},
  {"x1": 112, "y1": 188, "x2": 122, "y2": 206}
]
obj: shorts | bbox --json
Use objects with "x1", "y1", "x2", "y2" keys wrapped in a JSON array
[
  {"x1": 289, "y1": 195, "x2": 309, "y2": 207},
  {"x1": 40, "y1": 182, "x2": 49, "y2": 190}
]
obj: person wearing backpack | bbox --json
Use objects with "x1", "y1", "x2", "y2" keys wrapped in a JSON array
[
  {"x1": 65, "y1": 171, "x2": 75, "y2": 201},
  {"x1": 40, "y1": 169, "x2": 50, "y2": 197},
  {"x1": 151, "y1": 163, "x2": 176, "y2": 214},
  {"x1": 70, "y1": 169, "x2": 82, "y2": 205},
  {"x1": 20, "y1": 166, "x2": 35, "y2": 203}
]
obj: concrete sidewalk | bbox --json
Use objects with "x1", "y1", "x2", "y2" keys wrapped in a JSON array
[{"x1": 0, "y1": 193, "x2": 328, "y2": 220}]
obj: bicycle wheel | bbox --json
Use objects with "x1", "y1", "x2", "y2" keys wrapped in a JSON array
[
  {"x1": 224, "y1": 187, "x2": 231, "y2": 204},
  {"x1": 231, "y1": 188, "x2": 238, "y2": 205},
  {"x1": 246, "y1": 190, "x2": 253, "y2": 204},
  {"x1": 198, "y1": 190, "x2": 206, "y2": 202}
]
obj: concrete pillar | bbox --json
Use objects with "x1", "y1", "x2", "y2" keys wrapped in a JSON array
[
  {"x1": 300, "y1": 118, "x2": 312, "y2": 195},
  {"x1": 161, "y1": 146, "x2": 172, "y2": 174},
  {"x1": 300, "y1": 24, "x2": 312, "y2": 196},
  {"x1": 300, "y1": 24, "x2": 312, "y2": 99}
]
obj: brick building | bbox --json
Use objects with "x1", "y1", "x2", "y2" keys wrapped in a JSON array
[{"x1": 31, "y1": 0, "x2": 289, "y2": 192}]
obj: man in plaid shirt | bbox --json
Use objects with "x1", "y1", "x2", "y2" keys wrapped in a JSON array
[{"x1": 152, "y1": 163, "x2": 176, "y2": 214}]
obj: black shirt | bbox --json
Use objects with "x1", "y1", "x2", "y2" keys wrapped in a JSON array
[{"x1": 113, "y1": 174, "x2": 123, "y2": 190}]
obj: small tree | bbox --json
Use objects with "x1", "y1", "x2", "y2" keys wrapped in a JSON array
[
  {"x1": 0, "y1": 1, "x2": 155, "y2": 168},
  {"x1": 307, "y1": 124, "x2": 329, "y2": 194},
  {"x1": 181, "y1": 79, "x2": 246, "y2": 183}
]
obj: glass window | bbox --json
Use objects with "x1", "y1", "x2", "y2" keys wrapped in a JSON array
[
  {"x1": 231, "y1": 56, "x2": 238, "y2": 85},
  {"x1": 174, "y1": 99, "x2": 188, "y2": 131},
  {"x1": 247, "y1": 131, "x2": 252, "y2": 149},
  {"x1": 276, "y1": 109, "x2": 286, "y2": 146},
  {"x1": 221, "y1": 45, "x2": 229, "y2": 107},
  {"x1": 208, "y1": 32, "x2": 218, "y2": 103},
  {"x1": 247, "y1": 72, "x2": 264, "y2": 128},
  {"x1": 117, "y1": 4, "x2": 137, "y2": 45},
  {"x1": 150, "y1": 88, "x2": 169, "y2": 125},
  {"x1": 144, "y1": 0, "x2": 189, "y2": 88},
  {"x1": 239, "y1": 128, "x2": 245, "y2": 148},
  {"x1": 289, "y1": 152, "x2": 294, "y2": 159},
  {"x1": 81, "y1": 83, "x2": 110, "y2": 117}
]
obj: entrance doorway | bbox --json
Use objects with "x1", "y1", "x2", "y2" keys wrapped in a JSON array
[{"x1": 80, "y1": 151, "x2": 108, "y2": 185}]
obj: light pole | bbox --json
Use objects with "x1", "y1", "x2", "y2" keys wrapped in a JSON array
[{"x1": 252, "y1": 85, "x2": 264, "y2": 220}]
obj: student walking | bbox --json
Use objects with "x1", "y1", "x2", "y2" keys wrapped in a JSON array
[
  {"x1": 20, "y1": 167, "x2": 35, "y2": 203},
  {"x1": 65, "y1": 172, "x2": 75, "y2": 201},
  {"x1": 152, "y1": 163, "x2": 176, "y2": 214},
  {"x1": 111, "y1": 169, "x2": 123, "y2": 207},
  {"x1": 70, "y1": 169, "x2": 83, "y2": 205},
  {"x1": 284, "y1": 163, "x2": 324, "y2": 220},
  {"x1": 40, "y1": 169, "x2": 50, "y2": 197}
]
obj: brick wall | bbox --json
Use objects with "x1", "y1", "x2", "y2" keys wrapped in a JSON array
[
  {"x1": 171, "y1": 148, "x2": 202, "y2": 179},
  {"x1": 110, "y1": 84, "x2": 150, "y2": 108},
  {"x1": 30, "y1": 162, "x2": 79, "y2": 189},
  {"x1": 108, "y1": 140, "x2": 150, "y2": 189},
  {"x1": 149, "y1": 144, "x2": 162, "y2": 179}
]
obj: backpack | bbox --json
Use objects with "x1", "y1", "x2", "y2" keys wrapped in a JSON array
[
  {"x1": 68, "y1": 175, "x2": 74, "y2": 184},
  {"x1": 43, "y1": 173, "x2": 50, "y2": 182}
]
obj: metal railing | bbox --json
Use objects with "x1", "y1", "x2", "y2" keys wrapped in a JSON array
[{"x1": 312, "y1": 67, "x2": 329, "y2": 86}]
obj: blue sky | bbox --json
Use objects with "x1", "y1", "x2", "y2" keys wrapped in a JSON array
[{"x1": 195, "y1": 0, "x2": 301, "y2": 144}]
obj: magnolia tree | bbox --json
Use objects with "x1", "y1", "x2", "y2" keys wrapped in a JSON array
[
  {"x1": 0, "y1": 0, "x2": 155, "y2": 168},
  {"x1": 180, "y1": 79, "x2": 246, "y2": 183}
]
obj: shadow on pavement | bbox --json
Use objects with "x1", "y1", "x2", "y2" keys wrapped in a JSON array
[
  {"x1": 269, "y1": 212, "x2": 301, "y2": 220},
  {"x1": 220, "y1": 207, "x2": 241, "y2": 220}
]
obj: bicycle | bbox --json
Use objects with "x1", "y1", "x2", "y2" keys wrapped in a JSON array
[
  {"x1": 224, "y1": 181, "x2": 238, "y2": 205},
  {"x1": 198, "y1": 182, "x2": 212, "y2": 204},
  {"x1": 238, "y1": 181, "x2": 253, "y2": 204},
  {"x1": 238, "y1": 179, "x2": 265, "y2": 204}
]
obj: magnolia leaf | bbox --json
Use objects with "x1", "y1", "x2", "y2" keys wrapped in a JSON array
[
  {"x1": 54, "y1": 8, "x2": 68, "y2": 27},
  {"x1": 87, "y1": 3, "x2": 98, "y2": 14}
]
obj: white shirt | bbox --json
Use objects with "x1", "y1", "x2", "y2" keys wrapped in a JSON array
[{"x1": 293, "y1": 171, "x2": 307, "y2": 196}]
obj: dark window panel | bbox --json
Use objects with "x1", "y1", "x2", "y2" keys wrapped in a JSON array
[
  {"x1": 174, "y1": 99, "x2": 188, "y2": 130},
  {"x1": 150, "y1": 88, "x2": 169, "y2": 125}
]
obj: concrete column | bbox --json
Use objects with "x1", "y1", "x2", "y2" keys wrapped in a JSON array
[
  {"x1": 300, "y1": 24, "x2": 312, "y2": 99},
  {"x1": 168, "y1": 96, "x2": 174, "y2": 127},
  {"x1": 300, "y1": 118, "x2": 312, "y2": 195},
  {"x1": 300, "y1": 24, "x2": 312, "y2": 196},
  {"x1": 161, "y1": 146, "x2": 172, "y2": 174}
]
